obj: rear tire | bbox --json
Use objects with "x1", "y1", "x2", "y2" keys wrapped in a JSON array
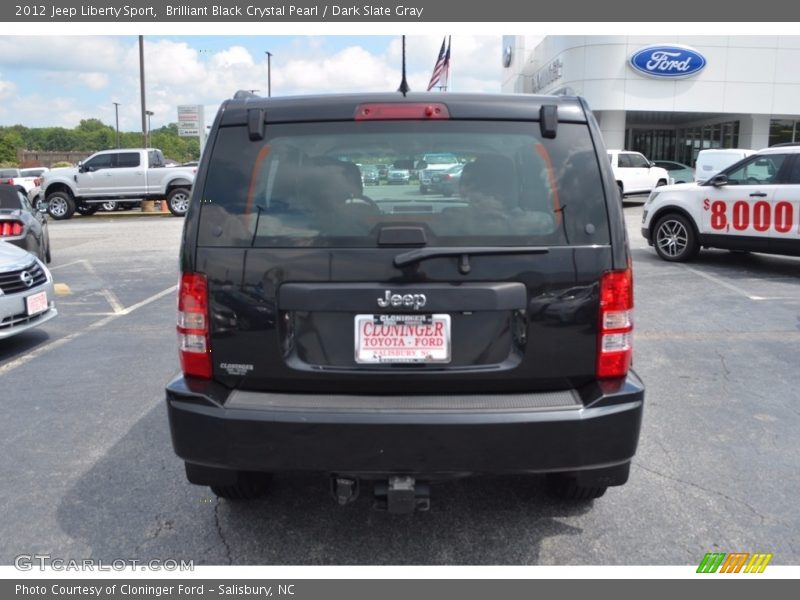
[
  {"x1": 167, "y1": 187, "x2": 191, "y2": 217},
  {"x1": 210, "y1": 472, "x2": 272, "y2": 500},
  {"x1": 656, "y1": 179, "x2": 667, "y2": 187},
  {"x1": 546, "y1": 474, "x2": 607, "y2": 501},
  {"x1": 46, "y1": 192, "x2": 76, "y2": 220}
]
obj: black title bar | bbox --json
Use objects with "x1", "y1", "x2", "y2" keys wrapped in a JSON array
[{"x1": 4, "y1": 0, "x2": 800, "y2": 22}]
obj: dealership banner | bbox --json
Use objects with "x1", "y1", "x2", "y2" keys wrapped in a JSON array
[{"x1": 2, "y1": 0, "x2": 800, "y2": 21}]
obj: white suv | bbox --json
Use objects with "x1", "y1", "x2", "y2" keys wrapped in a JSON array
[
  {"x1": 608, "y1": 150, "x2": 670, "y2": 198},
  {"x1": 641, "y1": 146, "x2": 800, "y2": 261}
]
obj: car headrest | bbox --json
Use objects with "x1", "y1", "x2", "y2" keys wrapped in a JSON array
[{"x1": 459, "y1": 155, "x2": 516, "y2": 206}]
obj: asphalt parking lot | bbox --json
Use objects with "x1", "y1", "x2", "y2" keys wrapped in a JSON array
[{"x1": 1, "y1": 199, "x2": 798, "y2": 566}]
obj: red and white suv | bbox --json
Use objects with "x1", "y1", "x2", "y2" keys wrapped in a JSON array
[{"x1": 642, "y1": 145, "x2": 800, "y2": 261}]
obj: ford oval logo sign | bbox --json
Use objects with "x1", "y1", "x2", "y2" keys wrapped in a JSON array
[{"x1": 629, "y1": 45, "x2": 706, "y2": 79}]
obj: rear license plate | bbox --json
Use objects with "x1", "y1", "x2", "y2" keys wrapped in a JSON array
[
  {"x1": 26, "y1": 291, "x2": 48, "y2": 316},
  {"x1": 355, "y1": 314, "x2": 451, "y2": 364}
]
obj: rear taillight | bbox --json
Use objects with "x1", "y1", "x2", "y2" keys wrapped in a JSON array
[
  {"x1": 0, "y1": 221, "x2": 24, "y2": 237},
  {"x1": 177, "y1": 272, "x2": 212, "y2": 379},
  {"x1": 34, "y1": 177, "x2": 42, "y2": 186},
  {"x1": 597, "y1": 267, "x2": 633, "y2": 379},
  {"x1": 2, "y1": 178, "x2": 13, "y2": 185}
]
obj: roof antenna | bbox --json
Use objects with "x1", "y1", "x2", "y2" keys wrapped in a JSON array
[{"x1": 397, "y1": 35, "x2": 410, "y2": 96}]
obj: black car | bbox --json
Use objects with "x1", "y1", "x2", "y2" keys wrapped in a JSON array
[
  {"x1": 0, "y1": 184, "x2": 51, "y2": 263},
  {"x1": 359, "y1": 164, "x2": 380, "y2": 186},
  {"x1": 166, "y1": 92, "x2": 643, "y2": 512},
  {"x1": 430, "y1": 163, "x2": 465, "y2": 196}
]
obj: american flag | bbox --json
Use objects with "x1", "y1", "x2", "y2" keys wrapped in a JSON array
[{"x1": 427, "y1": 36, "x2": 451, "y2": 91}]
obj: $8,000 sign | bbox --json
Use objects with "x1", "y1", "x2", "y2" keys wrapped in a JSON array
[{"x1": 703, "y1": 198, "x2": 800, "y2": 236}]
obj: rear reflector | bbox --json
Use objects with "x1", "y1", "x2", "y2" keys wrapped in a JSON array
[
  {"x1": 0, "y1": 221, "x2": 24, "y2": 237},
  {"x1": 597, "y1": 268, "x2": 634, "y2": 379},
  {"x1": 177, "y1": 272, "x2": 212, "y2": 379},
  {"x1": 354, "y1": 103, "x2": 450, "y2": 120}
]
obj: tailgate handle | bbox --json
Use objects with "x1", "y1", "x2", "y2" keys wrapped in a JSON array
[{"x1": 378, "y1": 226, "x2": 427, "y2": 246}]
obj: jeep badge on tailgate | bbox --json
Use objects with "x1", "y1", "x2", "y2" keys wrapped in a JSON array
[{"x1": 377, "y1": 290, "x2": 427, "y2": 310}]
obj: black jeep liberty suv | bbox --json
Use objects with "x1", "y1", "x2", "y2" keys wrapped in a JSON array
[{"x1": 166, "y1": 92, "x2": 644, "y2": 513}]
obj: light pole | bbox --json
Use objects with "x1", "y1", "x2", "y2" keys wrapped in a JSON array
[
  {"x1": 265, "y1": 51, "x2": 272, "y2": 97},
  {"x1": 139, "y1": 35, "x2": 147, "y2": 147},
  {"x1": 112, "y1": 102, "x2": 120, "y2": 148},
  {"x1": 145, "y1": 110, "x2": 154, "y2": 148}
]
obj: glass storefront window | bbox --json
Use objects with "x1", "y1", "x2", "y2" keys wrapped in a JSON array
[
  {"x1": 628, "y1": 120, "x2": 740, "y2": 165},
  {"x1": 769, "y1": 119, "x2": 796, "y2": 146}
]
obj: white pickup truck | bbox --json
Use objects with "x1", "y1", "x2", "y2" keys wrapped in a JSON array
[
  {"x1": 40, "y1": 148, "x2": 195, "y2": 219},
  {"x1": 0, "y1": 168, "x2": 41, "y2": 196}
]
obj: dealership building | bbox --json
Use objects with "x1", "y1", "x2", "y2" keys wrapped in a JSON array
[{"x1": 501, "y1": 36, "x2": 800, "y2": 165}]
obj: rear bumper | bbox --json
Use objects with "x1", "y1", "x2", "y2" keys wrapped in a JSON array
[{"x1": 166, "y1": 373, "x2": 644, "y2": 478}]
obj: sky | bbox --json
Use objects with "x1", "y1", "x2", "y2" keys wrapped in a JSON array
[{"x1": 0, "y1": 35, "x2": 503, "y2": 131}]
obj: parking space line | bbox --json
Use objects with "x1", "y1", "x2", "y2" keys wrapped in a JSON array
[
  {"x1": 118, "y1": 286, "x2": 177, "y2": 315},
  {"x1": 48, "y1": 258, "x2": 128, "y2": 314},
  {"x1": 0, "y1": 284, "x2": 177, "y2": 377},
  {"x1": 48, "y1": 259, "x2": 88, "y2": 271},
  {"x1": 79, "y1": 261, "x2": 126, "y2": 314},
  {"x1": 100, "y1": 288, "x2": 125, "y2": 314},
  {"x1": 637, "y1": 331, "x2": 800, "y2": 341},
  {"x1": 680, "y1": 264, "x2": 764, "y2": 300}
]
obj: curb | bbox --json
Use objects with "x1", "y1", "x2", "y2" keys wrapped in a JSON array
[{"x1": 70, "y1": 210, "x2": 178, "y2": 219}]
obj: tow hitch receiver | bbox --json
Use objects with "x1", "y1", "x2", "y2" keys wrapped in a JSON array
[
  {"x1": 330, "y1": 476, "x2": 360, "y2": 505},
  {"x1": 374, "y1": 476, "x2": 431, "y2": 513}
]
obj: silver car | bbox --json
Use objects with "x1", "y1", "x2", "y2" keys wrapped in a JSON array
[
  {"x1": 386, "y1": 167, "x2": 410, "y2": 184},
  {"x1": 0, "y1": 241, "x2": 57, "y2": 340}
]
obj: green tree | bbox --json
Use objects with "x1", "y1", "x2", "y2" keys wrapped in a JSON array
[
  {"x1": 0, "y1": 118, "x2": 203, "y2": 161},
  {"x1": 75, "y1": 118, "x2": 115, "y2": 150},
  {"x1": 0, "y1": 129, "x2": 25, "y2": 163}
]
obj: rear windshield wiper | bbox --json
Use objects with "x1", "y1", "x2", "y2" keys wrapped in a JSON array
[{"x1": 394, "y1": 246, "x2": 550, "y2": 274}]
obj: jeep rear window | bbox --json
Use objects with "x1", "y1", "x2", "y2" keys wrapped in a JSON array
[{"x1": 197, "y1": 120, "x2": 610, "y2": 248}]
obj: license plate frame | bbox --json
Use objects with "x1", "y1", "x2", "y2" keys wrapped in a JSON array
[
  {"x1": 25, "y1": 291, "x2": 48, "y2": 316},
  {"x1": 354, "y1": 313, "x2": 451, "y2": 364}
]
